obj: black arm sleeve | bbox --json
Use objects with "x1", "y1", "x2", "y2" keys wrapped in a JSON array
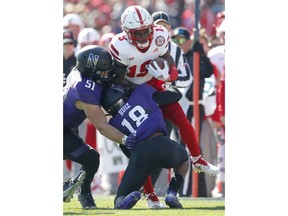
[
  {"x1": 112, "y1": 60, "x2": 138, "y2": 91},
  {"x1": 152, "y1": 85, "x2": 182, "y2": 105},
  {"x1": 113, "y1": 60, "x2": 128, "y2": 77}
]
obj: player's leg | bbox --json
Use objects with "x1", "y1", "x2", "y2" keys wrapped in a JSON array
[
  {"x1": 120, "y1": 144, "x2": 163, "y2": 208},
  {"x1": 151, "y1": 136, "x2": 189, "y2": 209},
  {"x1": 160, "y1": 102, "x2": 200, "y2": 157},
  {"x1": 115, "y1": 143, "x2": 154, "y2": 209},
  {"x1": 114, "y1": 159, "x2": 150, "y2": 209},
  {"x1": 160, "y1": 103, "x2": 219, "y2": 176},
  {"x1": 64, "y1": 128, "x2": 100, "y2": 209},
  {"x1": 165, "y1": 161, "x2": 189, "y2": 208},
  {"x1": 144, "y1": 120, "x2": 176, "y2": 208}
]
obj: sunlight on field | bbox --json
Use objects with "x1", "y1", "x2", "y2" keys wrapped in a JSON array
[{"x1": 63, "y1": 195, "x2": 225, "y2": 216}]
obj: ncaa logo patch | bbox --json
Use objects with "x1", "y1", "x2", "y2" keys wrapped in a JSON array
[{"x1": 155, "y1": 36, "x2": 165, "y2": 47}]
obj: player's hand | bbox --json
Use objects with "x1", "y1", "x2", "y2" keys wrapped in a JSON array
[
  {"x1": 122, "y1": 132, "x2": 137, "y2": 150},
  {"x1": 147, "y1": 61, "x2": 169, "y2": 81}
]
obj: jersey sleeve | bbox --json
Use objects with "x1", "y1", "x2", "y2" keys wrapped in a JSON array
[
  {"x1": 154, "y1": 25, "x2": 170, "y2": 56},
  {"x1": 109, "y1": 33, "x2": 129, "y2": 66},
  {"x1": 76, "y1": 78, "x2": 103, "y2": 105}
]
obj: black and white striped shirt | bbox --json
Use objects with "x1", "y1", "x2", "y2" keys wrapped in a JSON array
[{"x1": 168, "y1": 41, "x2": 192, "y2": 88}]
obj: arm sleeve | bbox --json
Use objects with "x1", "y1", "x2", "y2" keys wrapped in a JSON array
[
  {"x1": 113, "y1": 60, "x2": 128, "y2": 77},
  {"x1": 112, "y1": 60, "x2": 138, "y2": 91},
  {"x1": 152, "y1": 85, "x2": 182, "y2": 105}
]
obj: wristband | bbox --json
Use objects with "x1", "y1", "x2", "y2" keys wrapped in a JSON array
[{"x1": 168, "y1": 64, "x2": 178, "y2": 81}]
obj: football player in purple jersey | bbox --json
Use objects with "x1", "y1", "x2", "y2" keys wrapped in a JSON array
[
  {"x1": 63, "y1": 45, "x2": 136, "y2": 208},
  {"x1": 101, "y1": 82, "x2": 190, "y2": 209}
]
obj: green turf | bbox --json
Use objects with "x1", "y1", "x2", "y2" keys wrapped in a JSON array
[{"x1": 63, "y1": 195, "x2": 225, "y2": 216}]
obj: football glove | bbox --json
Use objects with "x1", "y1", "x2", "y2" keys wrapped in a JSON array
[
  {"x1": 147, "y1": 61, "x2": 170, "y2": 81},
  {"x1": 122, "y1": 132, "x2": 137, "y2": 150}
]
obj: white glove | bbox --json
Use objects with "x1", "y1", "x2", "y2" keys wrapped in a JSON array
[{"x1": 147, "y1": 60, "x2": 170, "y2": 81}]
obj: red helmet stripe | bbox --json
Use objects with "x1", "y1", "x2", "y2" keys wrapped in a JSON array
[{"x1": 134, "y1": 6, "x2": 144, "y2": 25}]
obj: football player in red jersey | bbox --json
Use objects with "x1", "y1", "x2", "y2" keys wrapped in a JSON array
[{"x1": 109, "y1": 5, "x2": 219, "y2": 207}]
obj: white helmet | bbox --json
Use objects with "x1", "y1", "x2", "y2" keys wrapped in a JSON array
[{"x1": 121, "y1": 5, "x2": 154, "y2": 50}]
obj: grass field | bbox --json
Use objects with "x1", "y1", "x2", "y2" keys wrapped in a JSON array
[{"x1": 63, "y1": 195, "x2": 225, "y2": 216}]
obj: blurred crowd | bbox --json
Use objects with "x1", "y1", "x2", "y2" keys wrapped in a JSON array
[{"x1": 63, "y1": 0, "x2": 225, "y2": 40}]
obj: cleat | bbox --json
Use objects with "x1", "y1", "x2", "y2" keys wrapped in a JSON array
[
  {"x1": 191, "y1": 156, "x2": 220, "y2": 176},
  {"x1": 63, "y1": 170, "x2": 86, "y2": 203},
  {"x1": 165, "y1": 189, "x2": 183, "y2": 209},
  {"x1": 78, "y1": 193, "x2": 97, "y2": 209},
  {"x1": 115, "y1": 191, "x2": 141, "y2": 209},
  {"x1": 146, "y1": 192, "x2": 165, "y2": 209}
]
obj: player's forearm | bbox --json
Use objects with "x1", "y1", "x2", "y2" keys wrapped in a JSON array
[
  {"x1": 153, "y1": 85, "x2": 182, "y2": 105},
  {"x1": 97, "y1": 123, "x2": 125, "y2": 145},
  {"x1": 83, "y1": 103, "x2": 126, "y2": 145}
]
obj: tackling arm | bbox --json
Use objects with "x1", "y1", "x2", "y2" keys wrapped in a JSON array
[
  {"x1": 152, "y1": 85, "x2": 182, "y2": 105},
  {"x1": 112, "y1": 60, "x2": 138, "y2": 91},
  {"x1": 80, "y1": 101, "x2": 126, "y2": 145}
]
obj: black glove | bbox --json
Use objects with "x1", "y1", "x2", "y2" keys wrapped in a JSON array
[{"x1": 192, "y1": 41, "x2": 205, "y2": 55}]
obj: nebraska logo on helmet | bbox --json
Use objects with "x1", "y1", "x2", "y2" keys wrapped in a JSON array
[
  {"x1": 155, "y1": 36, "x2": 165, "y2": 47},
  {"x1": 86, "y1": 53, "x2": 99, "y2": 70}
]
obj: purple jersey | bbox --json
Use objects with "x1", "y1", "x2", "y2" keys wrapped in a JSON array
[
  {"x1": 108, "y1": 84, "x2": 167, "y2": 142},
  {"x1": 63, "y1": 69, "x2": 103, "y2": 128}
]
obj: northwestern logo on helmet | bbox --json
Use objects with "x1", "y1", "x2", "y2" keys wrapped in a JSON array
[{"x1": 86, "y1": 53, "x2": 99, "y2": 70}]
